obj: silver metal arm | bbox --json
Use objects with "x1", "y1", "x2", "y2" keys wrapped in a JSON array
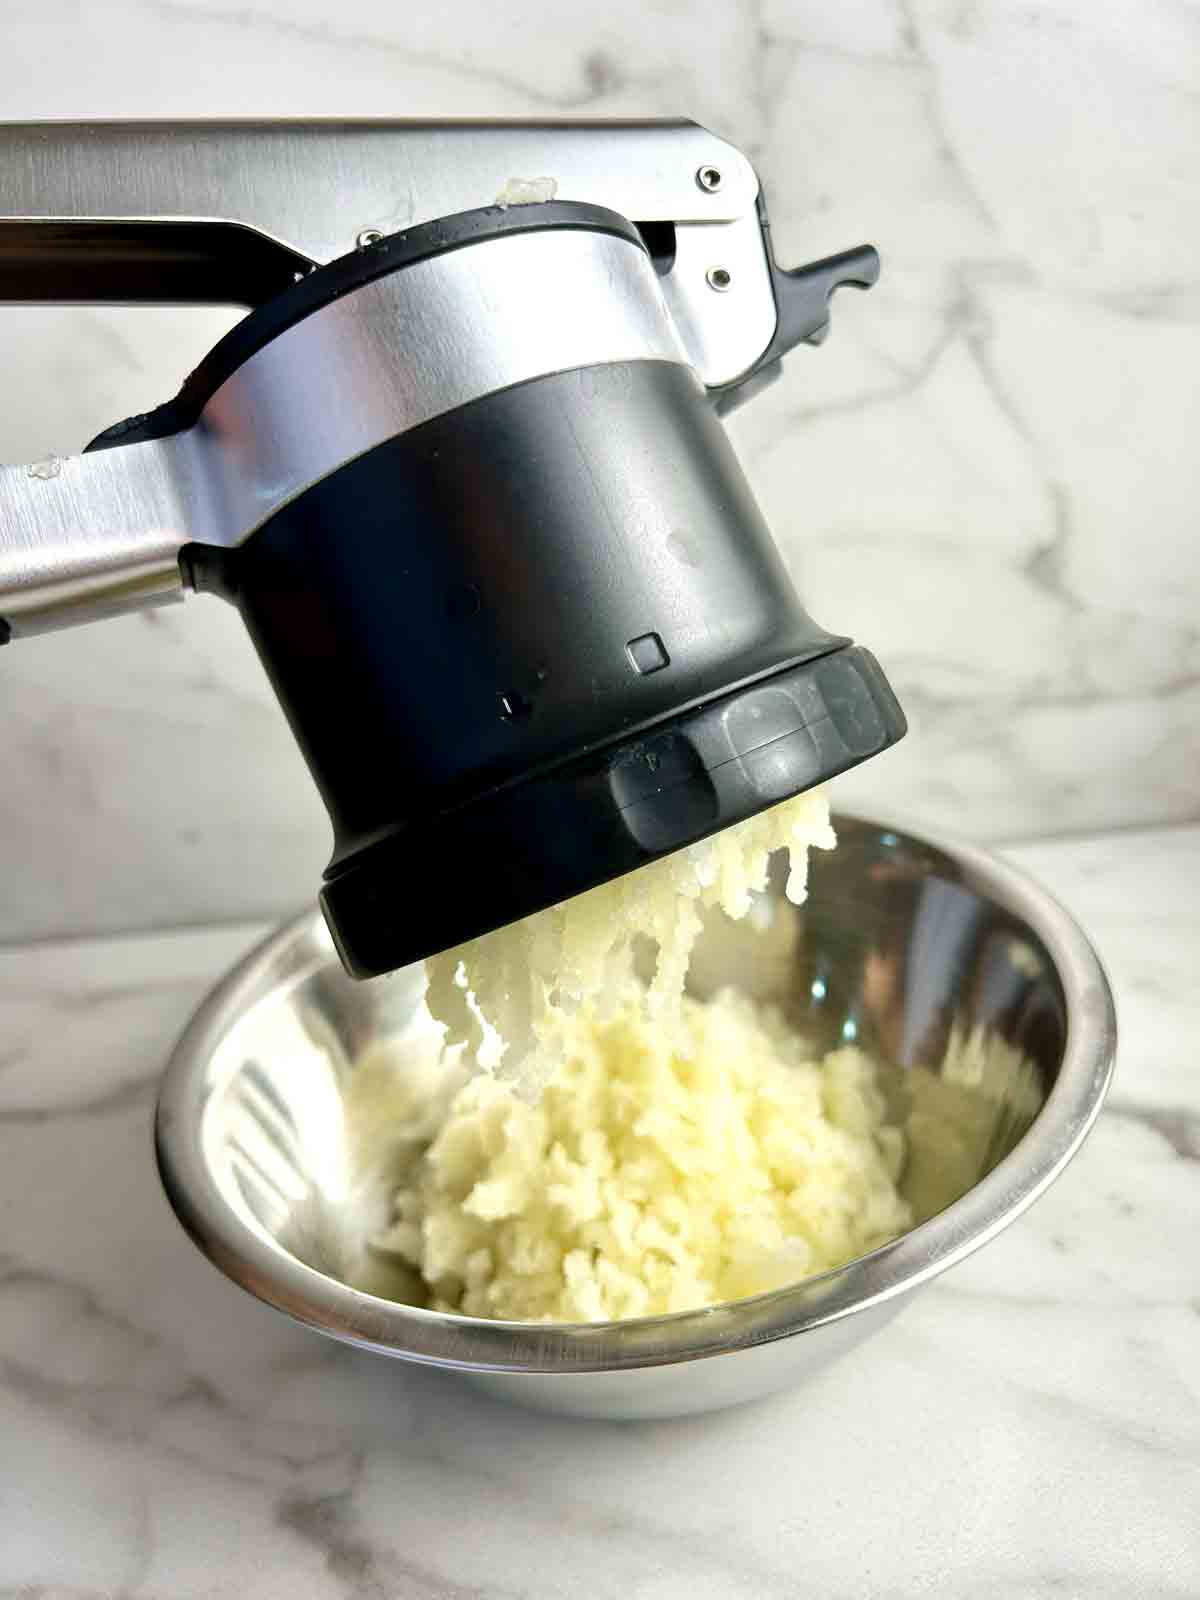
[
  {"x1": 0, "y1": 118, "x2": 758, "y2": 276},
  {"x1": 0, "y1": 446, "x2": 194, "y2": 636},
  {"x1": 0, "y1": 118, "x2": 772, "y2": 383}
]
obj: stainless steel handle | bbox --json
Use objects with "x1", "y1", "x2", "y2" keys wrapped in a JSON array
[
  {"x1": 0, "y1": 119, "x2": 760, "y2": 306},
  {"x1": 0, "y1": 444, "x2": 194, "y2": 637},
  {"x1": 0, "y1": 119, "x2": 776, "y2": 386}
]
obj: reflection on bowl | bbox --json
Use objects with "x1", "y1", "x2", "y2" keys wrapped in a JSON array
[{"x1": 156, "y1": 815, "x2": 1115, "y2": 1420}]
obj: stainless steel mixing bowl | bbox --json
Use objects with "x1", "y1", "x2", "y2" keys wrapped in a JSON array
[{"x1": 156, "y1": 815, "x2": 1116, "y2": 1420}]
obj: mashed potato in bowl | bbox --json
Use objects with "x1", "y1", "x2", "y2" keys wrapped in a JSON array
[
  {"x1": 357, "y1": 789, "x2": 925, "y2": 1322},
  {"x1": 356, "y1": 789, "x2": 1042, "y2": 1324},
  {"x1": 371, "y1": 990, "x2": 912, "y2": 1322}
]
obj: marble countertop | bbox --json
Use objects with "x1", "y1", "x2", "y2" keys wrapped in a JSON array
[{"x1": 2, "y1": 825, "x2": 1197, "y2": 1597}]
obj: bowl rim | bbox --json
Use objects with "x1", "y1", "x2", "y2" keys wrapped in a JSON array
[{"x1": 155, "y1": 811, "x2": 1117, "y2": 1374}]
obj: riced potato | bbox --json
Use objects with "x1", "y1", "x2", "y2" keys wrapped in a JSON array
[
  {"x1": 369, "y1": 790, "x2": 918, "y2": 1321},
  {"x1": 424, "y1": 786, "x2": 836, "y2": 1097},
  {"x1": 372, "y1": 987, "x2": 912, "y2": 1322}
]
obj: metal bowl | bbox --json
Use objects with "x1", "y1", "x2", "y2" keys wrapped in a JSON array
[{"x1": 156, "y1": 815, "x2": 1115, "y2": 1420}]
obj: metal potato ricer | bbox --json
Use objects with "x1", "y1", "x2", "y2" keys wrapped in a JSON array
[{"x1": 0, "y1": 120, "x2": 905, "y2": 977}]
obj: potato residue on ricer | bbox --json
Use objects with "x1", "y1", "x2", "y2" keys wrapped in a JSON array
[
  {"x1": 363, "y1": 788, "x2": 925, "y2": 1322},
  {"x1": 423, "y1": 787, "x2": 837, "y2": 1097}
]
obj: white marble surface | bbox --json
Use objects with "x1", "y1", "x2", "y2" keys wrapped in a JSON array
[
  {"x1": 1, "y1": 825, "x2": 1197, "y2": 1596},
  {"x1": 1, "y1": 1, "x2": 1198, "y2": 941}
]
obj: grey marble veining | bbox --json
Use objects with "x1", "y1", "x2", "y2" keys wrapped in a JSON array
[
  {"x1": 1, "y1": 0, "x2": 1197, "y2": 942},
  {"x1": 1, "y1": 827, "x2": 1197, "y2": 1595}
]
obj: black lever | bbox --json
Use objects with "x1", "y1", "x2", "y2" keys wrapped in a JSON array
[
  {"x1": 770, "y1": 244, "x2": 880, "y2": 351},
  {"x1": 714, "y1": 230, "x2": 880, "y2": 415}
]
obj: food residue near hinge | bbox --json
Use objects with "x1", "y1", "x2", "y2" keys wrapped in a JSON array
[{"x1": 495, "y1": 176, "x2": 558, "y2": 207}]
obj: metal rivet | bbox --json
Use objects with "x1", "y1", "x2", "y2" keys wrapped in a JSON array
[
  {"x1": 696, "y1": 165, "x2": 724, "y2": 193},
  {"x1": 356, "y1": 229, "x2": 384, "y2": 249},
  {"x1": 706, "y1": 265, "x2": 733, "y2": 292}
]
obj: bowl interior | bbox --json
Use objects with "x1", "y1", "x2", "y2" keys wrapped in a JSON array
[{"x1": 168, "y1": 817, "x2": 1071, "y2": 1333}]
